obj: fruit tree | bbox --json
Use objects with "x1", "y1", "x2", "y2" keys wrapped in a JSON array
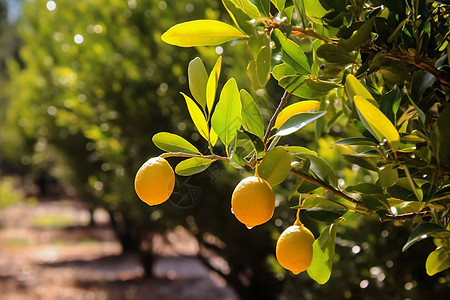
[{"x1": 135, "y1": 0, "x2": 450, "y2": 284}]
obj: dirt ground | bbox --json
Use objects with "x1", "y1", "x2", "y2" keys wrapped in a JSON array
[{"x1": 0, "y1": 198, "x2": 239, "y2": 300}]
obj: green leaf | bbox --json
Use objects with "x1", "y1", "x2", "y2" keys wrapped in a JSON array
[
  {"x1": 299, "y1": 196, "x2": 347, "y2": 215},
  {"x1": 273, "y1": 29, "x2": 311, "y2": 75},
  {"x1": 302, "y1": 0, "x2": 328, "y2": 21},
  {"x1": 345, "y1": 183, "x2": 383, "y2": 195},
  {"x1": 161, "y1": 20, "x2": 248, "y2": 47},
  {"x1": 256, "y1": 45, "x2": 271, "y2": 86},
  {"x1": 175, "y1": 157, "x2": 212, "y2": 176},
  {"x1": 361, "y1": 195, "x2": 390, "y2": 212},
  {"x1": 272, "y1": 64, "x2": 328, "y2": 99},
  {"x1": 240, "y1": 130, "x2": 265, "y2": 156},
  {"x1": 271, "y1": 0, "x2": 286, "y2": 11},
  {"x1": 207, "y1": 56, "x2": 222, "y2": 114},
  {"x1": 188, "y1": 57, "x2": 208, "y2": 109},
  {"x1": 180, "y1": 92, "x2": 209, "y2": 141},
  {"x1": 338, "y1": 16, "x2": 376, "y2": 51},
  {"x1": 240, "y1": 89, "x2": 264, "y2": 139},
  {"x1": 222, "y1": 0, "x2": 260, "y2": 34},
  {"x1": 285, "y1": 146, "x2": 318, "y2": 155},
  {"x1": 403, "y1": 223, "x2": 448, "y2": 252},
  {"x1": 254, "y1": 0, "x2": 270, "y2": 16},
  {"x1": 345, "y1": 74, "x2": 376, "y2": 104},
  {"x1": 275, "y1": 111, "x2": 327, "y2": 136},
  {"x1": 354, "y1": 96, "x2": 400, "y2": 152},
  {"x1": 258, "y1": 147, "x2": 291, "y2": 186},
  {"x1": 152, "y1": 132, "x2": 201, "y2": 155},
  {"x1": 211, "y1": 78, "x2": 242, "y2": 149},
  {"x1": 335, "y1": 137, "x2": 378, "y2": 146},
  {"x1": 342, "y1": 154, "x2": 378, "y2": 171},
  {"x1": 274, "y1": 100, "x2": 320, "y2": 129},
  {"x1": 378, "y1": 164, "x2": 398, "y2": 189},
  {"x1": 295, "y1": 153, "x2": 338, "y2": 187},
  {"x1": 307, "y1": 221, "x2": 339, "y2": 284},
  {"x1": 426, "y1": 247, "x2": 450, "y2": 276},
  {"x1": 433, "y1": 104, "x2": 450, "y2": 168},
  {"x1": 317, "y1": 43, "x2": 356, "y2": 64}
]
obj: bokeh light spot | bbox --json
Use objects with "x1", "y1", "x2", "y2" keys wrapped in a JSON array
[
  {"x1": 74, "y1": 34, "x2": 84, "y2": 44},
  {"x1": 46, "y1": 1, "x2": 56, "y2": 11}
]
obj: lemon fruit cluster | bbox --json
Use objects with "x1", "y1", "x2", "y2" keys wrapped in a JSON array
[
  {"x1": 276, "y1": 217, "x2": 315, "y2": 274},
  {"x1": 134, "y1": 157, "x2": 175, "y2": 206},
  {"x1": 231, "y1": 176, "x2": 275, "y2": 228}
]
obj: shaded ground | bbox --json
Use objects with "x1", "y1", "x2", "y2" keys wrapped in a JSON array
[{"x1": 0, "y1": 198, "x2": 238, "y2": 300}]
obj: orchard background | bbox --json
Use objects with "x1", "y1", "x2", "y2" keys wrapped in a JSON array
[{"x1": 0, "y1": 0, "x2": 449, "y2": 299}]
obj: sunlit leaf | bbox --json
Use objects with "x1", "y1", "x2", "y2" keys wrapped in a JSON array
[
  {"x1": 354, "y1": 96, "x2": 400, "y2": 152},
  {"x1": 273, "y1": 29, "x2": 311, "y2": 75},
  {"x1": 222, "y1": 0, "x2": 260, "y2": 33},
  {"x1": 175, "y1": 157, "x2": 212, "y2": 176},
  {"x1": 275, "y1": 111, "x2": 327, "y2": 136},
  {"x1": 271, "y1": 0, "x2": 286, "y2": 11},
  {"x1": 240, "y1": 89, "x2": 264, "y2": 139},
  {"x1": 426, "y1": 247, "x2": 450, "y2": 276},
  {"x1": 188, "y1": 57, "x2": 208, "y2": 109},
  {"x1": 207, "y1": 56, "x2": 222, "y2": 114},
  {"x1": 274, "y1": 100, "x2": 320, "y2": 129},
  {"x1": 403, "y1": 223, "x2": 448, "y2": 252},
  {"x1": 256, "y1": 45, "x2": 271, "y2": 86},
  {"x1": 258, "y1": 147, "x2": 291, "y2": 186},
  {"x1": 152, "y1": 132, "x2": 201, "y2": 155},
  {"x1": 307, "y1": 221, "x2": 339, "y2": 284},
  {"x1": 180, "y1": 92, "x2": 209, "y2": 141},
  {"x1": 211, "y1": 78, "x2": 242, "y2": 149},
  {"x1": 335, "y1": 137, "x2": 378, "y2": 146},
  {"x1": 285, "y1": 146, "x2": 318, "y2": 155},
  {"x1": 345, "y1": 74, "x2": 376, "y2": 105},
  {"x1": 301, "y1": 0, "x2": 328, "y2": 21},
  {"x1": 161, "y1": 20, "x2": 248, "y2": 47}
]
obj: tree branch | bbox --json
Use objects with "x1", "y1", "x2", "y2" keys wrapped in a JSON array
[
  {"x1": 289, "y1": 168, "x2": 367, "y2": 208},
  {"x1": 380, "y1": 211, "x2": 431, "y2": 223}
]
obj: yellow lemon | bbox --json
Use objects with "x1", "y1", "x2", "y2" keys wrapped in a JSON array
[
  {"x1": 276, "y1": 222, "x2": 315, "y2": 274},
  {"x1": 231, "y1": 176, "x2": 275, "y2": 228},
  {"x1": 134, "y1": 157, "x2": 175, "y2": 206}
]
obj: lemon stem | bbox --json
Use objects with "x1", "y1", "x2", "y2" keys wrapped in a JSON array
[{"x1": 295, "y1": 208, "x2": 302, "y2": 226}]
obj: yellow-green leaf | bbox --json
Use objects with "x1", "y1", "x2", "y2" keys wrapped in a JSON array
[
  {"x1": 345, "y1": 74, "x2": 377, "y2": 106},
  {"x1": 181, "y1": 92, "x2": 209, "y2": 141},
  {"x1": 152, "y1": 132, "x2": 201, "y2": 155},
  {"x1": 426, "y1": 247, "x2": 450, "y2": 276},
  {"x1": 274, "y1": 100, "x2": 320, "y2": 128},
  {"x1": 211, "y1": 78, "x2": 242, "y2": 148},
  {"x1": 161, "y1": 20, "x2": 248, "y2": 47},
  {"x1": 175, "y1": 157, "x2": 212, "y2": 176},
  {"x1": 354, "y1": 95, "x2": 400, "y2": 152},
  {"x1": 207, "y1": 56, "x2": 222, "y2": 114},
  {"x1": 188, "y1": 57, "x2": 208, "y2": 109}
]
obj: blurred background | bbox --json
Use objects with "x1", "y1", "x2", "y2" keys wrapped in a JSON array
[{"x1": 0, "y1": 0, "x2": 448, "y2": 299}]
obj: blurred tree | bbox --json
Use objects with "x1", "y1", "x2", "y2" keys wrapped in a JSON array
[{"x1": 2, "y1": 0, "x2": 282, "y2": 298}]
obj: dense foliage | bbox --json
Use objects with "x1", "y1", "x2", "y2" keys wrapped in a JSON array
[{"x1": 157, "y1": 0, "x2": 450, "y2": 284}]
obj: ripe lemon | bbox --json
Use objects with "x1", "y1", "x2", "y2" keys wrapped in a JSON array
[
  {"x1": 231, "y1": 176, "x2": 275, "y2": 228},
  {"x1": 276, "y1": 221, "x2": 315, "y2": 274},
  {"x1": 134, "y1": 157, "x2": 175, "y2": 206}
]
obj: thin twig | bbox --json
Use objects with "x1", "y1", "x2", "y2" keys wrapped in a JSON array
[
  {"x1": 380, "y1": 211, "x2": 431, "y2": 223},
  {"x1": 289, "y1": 168, "x2": 367, "y2": 208},
  {"x1": 262, "y1": 81, "x2": 308, "y2": 144}
]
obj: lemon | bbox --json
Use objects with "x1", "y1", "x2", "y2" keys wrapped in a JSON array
[
  {"x1": 231, "y1": 176, "x2": 275, "y2": 228},
  {"x1": 134, "y1": 157, "x2": 175, "y2": 206},
  {"x1": 276, "y1": 220, "x2": 315, "y2": 274}
]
